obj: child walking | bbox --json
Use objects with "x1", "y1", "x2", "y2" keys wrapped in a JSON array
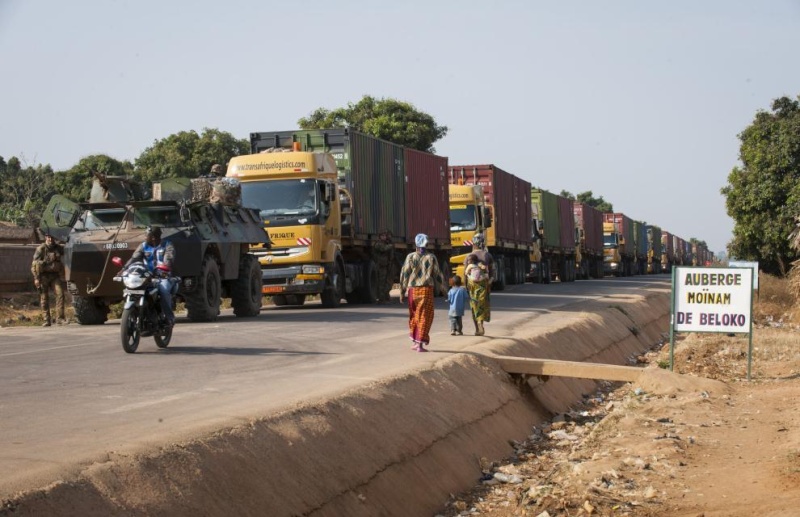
[{"x1": 447, "y1": 275, "x2": 468, "y2": 335}]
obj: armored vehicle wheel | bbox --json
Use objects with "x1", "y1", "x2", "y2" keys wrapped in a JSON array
[
  {"x1": 185, "y1": 255, "x2": 222, "y2": 322},
  {"x1": 320, "y1": 260, "x2": 344, "y2": 308},
  {"x1": 73, "y1": 296, "x2": 109, "y2": 325},
  {"x1": 120, "y1": 307, "x2": 140, "y2": 353},
  {"x1": 231, "y1": 254, "x2": 262, "y2": 317}
]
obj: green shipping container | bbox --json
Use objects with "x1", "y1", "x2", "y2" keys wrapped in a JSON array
[{"x1": 531, "y1": 189, "x2": 562, "y2": 249}]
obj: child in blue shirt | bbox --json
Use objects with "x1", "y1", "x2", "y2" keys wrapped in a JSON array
[{"x1": 447, "y1": 275, "x2": 468, "y2": 335}]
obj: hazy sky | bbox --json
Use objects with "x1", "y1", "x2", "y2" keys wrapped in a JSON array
[{"x1": 2, "y1": 1, "x2": 799, "y2": 254}]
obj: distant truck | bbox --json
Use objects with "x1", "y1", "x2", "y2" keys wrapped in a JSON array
[
  {"x1": 572, "y1": 202, "x2": 604, "y2": 279},
  {"x1": 40, "y1": 175, "x2": 271, "y2": 324},
  {"x1": 228, "y1": 129, "x2": 451, "y2": 307},
  {"x1": 646, "y1": 225, "x2": 662, "y2": 274},
  {"x1": 528, "y1": 189, "x2": 576, "y2": 283},
  {"x1": 632, "y1": 220, "x2": 648, "y2": 275},
  {"x1": 602, "y1": 212, "x2": 635, "y2": 276},
  {"x1": 447, "y1": 165, "x2": 531, "y2": 290}
]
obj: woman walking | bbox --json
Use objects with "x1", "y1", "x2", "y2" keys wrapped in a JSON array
[
  {"x1": 464, "y1": 233, "x2": 494, "y2": 336},
  {"x1": 399, "y1": 233, "x2": 446, "y2": 352}
]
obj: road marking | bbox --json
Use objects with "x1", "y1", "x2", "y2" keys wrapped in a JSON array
[
  {"x1": 0, "y1": 342, "x2": 98, "y2": 357},
  {"x1": 102, "y1": 389, "x2": 219, "y2": 414}
]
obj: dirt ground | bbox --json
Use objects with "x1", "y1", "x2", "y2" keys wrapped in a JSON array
[{"x1": 438, "y1": 325, "x2": 800, "y2": 516}]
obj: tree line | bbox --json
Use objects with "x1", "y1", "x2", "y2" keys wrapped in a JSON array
[{"x1": 2, "y1": 94, "x2": 797, "y2": 276}]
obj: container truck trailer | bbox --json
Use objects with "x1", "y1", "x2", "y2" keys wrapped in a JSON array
[
  {"x1": 228, "y1": 128, "x2": 451, "y2": 307},
  {"x1": 448, "y1": 165, "x2": 531, "y2": 290},
  {"x1": 602, "y1": 212, "x2": 636, "y2": 276},
  {"x1": 633, "y1": 220, "x2": 648, "y2": 275},
  {"x1": 572, "y1": 202, "x2": 604, "y2": 279},
  {"x1": 528, "y1": 188, "x2": 577, "y2": 283}
]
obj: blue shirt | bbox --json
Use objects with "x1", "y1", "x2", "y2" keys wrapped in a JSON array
[{"x1": 447, "y1": 286, "x2": 468, "y2": 317}]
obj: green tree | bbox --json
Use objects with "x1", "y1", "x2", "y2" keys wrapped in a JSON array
[
  {"x1": 0, "y1": 156, "x2": 55, "y2": 227},
  {"x1": 559, "y1": 189, "x2": 613, "y2": 212},
  {"x1": 135, "y1": 128, "x2": 249, "y2": 183},
  {"x1": 721, "y1": 95, "x2": 800, "y2": 275},
  {"x1": 298, "y1": 95, "x2": 448, "y2": 153}
]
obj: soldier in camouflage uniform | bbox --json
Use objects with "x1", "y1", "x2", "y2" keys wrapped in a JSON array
[
  {"x1": 372, "y1": 231, "x2": 395, "y2": 303},
  {"x1": 31, "y1": 233, "x2": 67, "y2": 326}
]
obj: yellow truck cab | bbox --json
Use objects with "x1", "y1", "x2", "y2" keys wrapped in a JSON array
[{"x1": 227, "y1": 148, "x2": 345, "y2": 307}]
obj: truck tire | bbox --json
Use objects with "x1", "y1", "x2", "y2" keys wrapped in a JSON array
[
  {"x1": 358, "y1": 260, "x2": 378, "y2": 304},
  {"x1": 185, "y1": 255, "x2": 221, "y2": 322},
  {"x1": 321, "y1": 260, "x2": 344, "y2": 308},
  {"x1": 286, "y1": 295, "x2": 306, "y2": 306},
  {"x1": 73, "y1": 296, "x2": 109, "y2": 325},
  {"x1": 272, "y1": 295, "x2": 288, "y2": 306},
  {"x1": 231, "y1": 254, "x2": 262, "y2": 317},
  {"x1": 493, "y1": 257, "x2": 506, "y2": 291}
]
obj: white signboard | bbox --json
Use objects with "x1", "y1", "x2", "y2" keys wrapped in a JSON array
[
  {"x1": 673, "y1": 267, "x2": 753, "y2": 333},
  {"x1": 728, "y1": 260, "x2": 759, "y2": 290}
]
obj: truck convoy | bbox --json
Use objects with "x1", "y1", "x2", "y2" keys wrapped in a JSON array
[
  {"x1": 602, "y1": 212, "x2": 636, "y2": 276},
  {"x1": 40, "y1": 174, "x2": 271, "y2": 325},
  {"x1": 227, "y1": 129, "x2": 451, "y2": 307},
  {"x1": 447, "y1": 165, "x2": 531, "y2": 290}
]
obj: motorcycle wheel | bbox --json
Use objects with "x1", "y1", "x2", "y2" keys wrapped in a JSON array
[
  {"x1": 121, "y1": 306, "x2": 141, "y2": 354},
  {"x1": 154, "y1": 321, "x2": 172, "y2": 348}
]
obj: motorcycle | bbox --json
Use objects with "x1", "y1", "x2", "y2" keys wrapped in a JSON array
[{"x1": 112, "y1": 257, "x2": 179, "y2": 353}]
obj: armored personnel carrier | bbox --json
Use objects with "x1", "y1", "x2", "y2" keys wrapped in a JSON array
[{"x1": 40, "y1": 174, "x2": 271, "y2": 325}]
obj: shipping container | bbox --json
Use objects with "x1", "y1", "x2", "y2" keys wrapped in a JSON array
[
  {"x1": 660, "y1": 231, "x2": 675, "y2": 273},
  {"x1": 404, "y1": 148, "x2": 450, "y2": 245},
  {"x1": 646, "y1": 225, "x2": 662, "y2": 274}
]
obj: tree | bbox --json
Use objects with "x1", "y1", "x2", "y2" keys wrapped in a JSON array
[
  {"x1": 0, "y1": 156, "x2": 55, "y2": 227},
  {"x1": 135, "y1": 128, "x2": 249, "y2": 184},
  {"x1": 298, "y1": 95, "x2": 448, "y2": 153},
  {"x1": 559, "y1": 189, "x2": 614, "y2": 212},
  {"x1": 721, "y1": 95, "x2": 800, "y2": 276}
]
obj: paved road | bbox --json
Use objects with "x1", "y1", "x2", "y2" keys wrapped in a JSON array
[{"x1": 0, "y1": 276, "x2": 669, "y2": 495}]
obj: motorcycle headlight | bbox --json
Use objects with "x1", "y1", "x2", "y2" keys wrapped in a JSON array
[{"x1": 124, "y1": 274, "x2": 146, "y2": 289}]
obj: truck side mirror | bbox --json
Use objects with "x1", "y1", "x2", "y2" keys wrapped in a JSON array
[{"x1": 483, "y1": 207, "x2": 493, "y2": 229}]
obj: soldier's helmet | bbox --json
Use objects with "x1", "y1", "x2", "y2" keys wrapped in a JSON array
[{"x1": 211, "y1": 164, "x2": 224, "y2": 175}]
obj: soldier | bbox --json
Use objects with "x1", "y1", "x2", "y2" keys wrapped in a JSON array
[
  {"x1": 209, "y1": 163, "x2": 224, "y2": 177},
  {"x1": 31, "y1": 232, "x2": 67, "y2": 326},
  {"x1": 372, "y1": 230, "x2": 394, "y2": 303}
]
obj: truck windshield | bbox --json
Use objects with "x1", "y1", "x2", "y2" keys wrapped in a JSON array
[
  {"x1": 603, "y1": 234, "x2": 619, "y2": 247},
  {"x1": 450, "y1": 205, "x2": 477, "y2": 232},
  {"x1": 241, "y1": 179, "x2": 318, "y2": 218},
  {"x1": 74, "y1": 208, "x2": 126, "y2": 232},
  {"x1": 133, "y1": 207, "x2": 183, "y2": 228}
]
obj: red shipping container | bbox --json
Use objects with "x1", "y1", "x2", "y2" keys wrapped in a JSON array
[
  {"x1": 404, "y1": 148, "x2": 450, "y2": 246},
  {"x1": 573, "y1": 202, "x2": 603, "y2": 255}
]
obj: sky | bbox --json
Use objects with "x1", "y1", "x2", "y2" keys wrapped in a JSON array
[{"x1": 2, "y1": 1, "x2": 799, "y2": 255}]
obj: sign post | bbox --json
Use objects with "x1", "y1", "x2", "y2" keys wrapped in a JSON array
[{"x1": 670, "y1": 266, "x2": 755, "y2": 379}]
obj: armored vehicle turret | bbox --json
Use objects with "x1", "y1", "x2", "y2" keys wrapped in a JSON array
[{"x1": 40, "y1": 175, "x2": 271, "y2": 325}]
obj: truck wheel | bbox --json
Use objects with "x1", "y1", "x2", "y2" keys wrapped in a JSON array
[
  {"x1": 185, "y1": 255, "x2": 221, "y2": 322},
  {"x1": 358, "y1": 260, "x2": 378, "y2": 303},
  {"x1": 231, "y1": 254, "x2": 262, "y2": 317},
  {"x1": 272, "y1": 295, "x2": 288, "y2": 306},
  {"x1": 73, "y1": 296, "x2": 109, "y2": 325},
  {"x1": 286, "y1": 295, "x2": 306, "y2": 306},
  {"x1": 493, "y1": 257, "x2": 506, "y2": 291},
  {"x1": 320, "y1": 260, "x2": 343, "y2": 308}
]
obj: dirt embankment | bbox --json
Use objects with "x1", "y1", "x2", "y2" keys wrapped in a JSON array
[{"x1": 2, "y1": 290, "x2": 671, "y2": 516}]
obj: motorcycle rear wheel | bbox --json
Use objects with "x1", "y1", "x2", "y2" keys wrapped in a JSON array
[{"x1": 121, "y1": 307, "x2": 141, "y2": 354}]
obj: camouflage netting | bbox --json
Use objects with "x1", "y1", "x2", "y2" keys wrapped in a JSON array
[{"x1": 191, "y1": 178, "x2": 242, "y2": 205}]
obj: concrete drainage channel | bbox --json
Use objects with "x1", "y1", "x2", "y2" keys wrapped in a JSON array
[{"x1": 3, "y1": 290, "x2": 671, "y2": 517}]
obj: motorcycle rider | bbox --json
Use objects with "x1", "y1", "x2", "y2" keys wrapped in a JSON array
[{"x1": 126, "y1": 226, "x2": 177, "y2": 326}]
